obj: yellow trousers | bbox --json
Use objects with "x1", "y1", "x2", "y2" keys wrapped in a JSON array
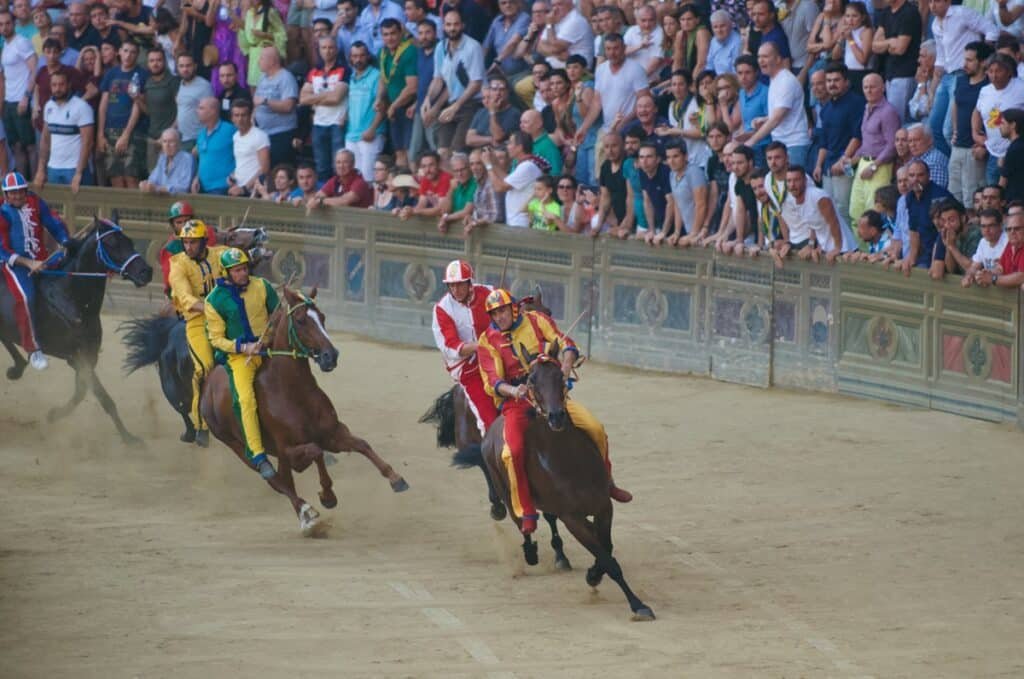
[
  {"x1": 185, "y1": 317, "x2": 214, "y2": 431},
  {"x1": 224, "y1": 353, "x2": 265, "y2": 462},
  {"x1": 501, "y1": 398, "x2": 609, "y2": 518},
  {"x1": 849, "y1": 159, "x2": 894, "y2": 243}
]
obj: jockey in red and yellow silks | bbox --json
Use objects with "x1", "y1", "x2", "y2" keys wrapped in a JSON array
[
  {"x1": 431, "y1": 259, "x2": 498, "y2": 436},
  {"x1": 475, "y1": 289, "x2": 632, "y2": 535}
]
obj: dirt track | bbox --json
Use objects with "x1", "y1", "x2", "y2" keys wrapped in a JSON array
[{"x1": 1, "y1": 322, "x2": 1023, "y2": 678}]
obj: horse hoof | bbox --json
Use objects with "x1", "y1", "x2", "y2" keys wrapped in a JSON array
[
  {"x1": 6, "y1": 365, "x2": 24, "y2": 380},
  {"x1": 194, "y1": 430, "x2": 209, "y2": 448},
  {"x1": 319, "y1": 490, "x2": 338, "y2": 509},
  {"x1": 523, "y1": 543, "x2": 539, "y2": 566},
  {"x1": 299, "y1": 503, "x2": 325, "y2": 537},
  {"x1": 631, "y1": 607, "x2": 656, "y2": 622},
  {"x1": 180, "y1": 429, "x2": 196, "y2": 443},
  {"x1": 390, "y1": 477, "x2": 409, "y2": 493},
  {"x1": 586, "y1": 566, "x2": 604, "y2": 588},
  {"x1": 122, "y1": 433, "x2": 145, "y2": 447},
  {"x1": 554, "y1": 557, "x2": 572, "y2": 572},
  {"x1": 489, "y1": 502, "x2": 507, "y2": 521}
]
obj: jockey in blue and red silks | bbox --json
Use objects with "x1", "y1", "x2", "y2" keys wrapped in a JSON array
[{"x1": 0, "y1": 172, "x2": 73, "y2": 371}]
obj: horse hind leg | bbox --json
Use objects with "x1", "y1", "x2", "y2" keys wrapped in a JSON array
[
  {"x1": 326, "y1": 421, "x2": 409, "y2": 492},
  {"x1": 2, "y1": 338, "x2": 27, "y2": 380},
  {"x1": 47, "y1": 360, "x2": 90, "y2": 423},
  {"x1": 558, "y1": 513, "x2": 654, "y2": 622},
  {"x1": 89, "y1": 370, "x2": 144, "y2": 446},
  {"x1": 544, "y1": 513, "x2": 572, "y2": 571}
]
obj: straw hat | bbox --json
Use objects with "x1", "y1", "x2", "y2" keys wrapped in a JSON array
[{"x1": 392, "y1": 175, "x2": 420, "y2": 191}]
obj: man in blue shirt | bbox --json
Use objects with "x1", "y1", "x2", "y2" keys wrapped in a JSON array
[
  {"x1": 814, "y1": 63, "x2": 865, "y2": 231},
  {"x1": 193, "y1": 96, "x2": 236, "y2": 195},
  {"x1": 745, "y1": 0, "x2": 791, "y2": 64},
  {"x1": 253, "y1": 46, "x2": 299, "y2": 167},
  {"x1": 424, "y1": 8, "x2": 486, "y2": 159},
  {"x1": 902, "y1": 160, "x2": 952, "y2": 273},
  {"x1": 335, "y1": 0, "x2": 372, "y2": 58},
  {"x1": 410, "y1": 19, "x2": 438, "y2": 163},
  {"x1": 482, "y1": 0, "x2": 529, "y2": 76},
  {"x1": 98, "y1": 40, "x2": 147, "y2": 188},
  {"x1": 735, "y1": 55, "x2": 769, "y2": 167},
  {"x1": 636, "y1": 142, "x2": 673, "y2": 243},
  {"x1": 344, "y1": 41, "x2": 383, "y2": 180},
  {"x1": 141, "y1": 128, "x2": 194, "y2": 194},
  {"x1": 357, "y1": 0, "x2": 404, "y2": 55}
]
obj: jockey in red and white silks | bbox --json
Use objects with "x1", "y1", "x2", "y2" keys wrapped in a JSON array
[{"x1": 431, "y1": 259, "x2": 498, "y2": 436}]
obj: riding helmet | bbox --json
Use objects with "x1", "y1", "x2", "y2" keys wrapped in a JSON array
[
  {"x1": 2, "y1": 172, "x2": 28, "y2": 191},
  {"x1": 442, "y1": 259, "x2": 474, "y2": 284},
  {"x1": 168, "y1": 200, "x2": 195, "y2": 222},
  {"x1": 485, "y1": 288, "x2": 516, "y2": 313},
  {"x1": 220, "y1": 248, "x2": 251, "y2": 270},
  {"x1": 179, "y1": 219, "x2": 208, "y2": 240}
]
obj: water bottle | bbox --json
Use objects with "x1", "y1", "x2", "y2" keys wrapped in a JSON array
[
  {"x1": 127, "y1": 71, "x2": 141, "y2": 98},
  {"x1": 843, "y1": 157, "x2": 855, "y2": 177}
]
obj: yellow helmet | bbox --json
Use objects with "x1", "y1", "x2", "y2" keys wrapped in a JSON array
[
  {"x1": 178, "y1": 218, "x2": 208, "y2": 240},
  {"x1": 485, "y1": 288, "x2": 516, "y2": 313},
  {"x1": 220, "y1": 247, "x2": 250, "y2": 270}
]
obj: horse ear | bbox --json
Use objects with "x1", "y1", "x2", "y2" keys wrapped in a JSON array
[
  {"x1": 309, "y1": 286, "x2": 318, "y2": 299},
  {"x1": 534, "y1": 285, "x2": 543, "y2": 306},
  {"x1": 519, "y1": 342, "x2": 536, "y2": 364}
]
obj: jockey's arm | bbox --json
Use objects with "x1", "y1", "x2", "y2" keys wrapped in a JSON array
[
  {"x1": 204, "y1": 301, "x2": 247, "y2": 355},
  {"x1": 476, "y1": 334, "x2": 508, "y2": 399},
  {"x1": 0, "y1": 220, "x2": 44, "y2": 272},
  {"x1": 168, "y1": 258, "x2": 204, "y2": 313}
]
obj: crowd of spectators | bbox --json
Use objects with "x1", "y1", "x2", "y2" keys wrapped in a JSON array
[{"x1": 4, "y1": 0, "x2": 1024, "y2": 287}]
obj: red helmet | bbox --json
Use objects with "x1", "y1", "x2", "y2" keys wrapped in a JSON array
[
  {"x1": 442, "y1": 259, "x2": 474, "y2": 284},
  {"x1": 168, "y1": 200, "x2": 194, "y2": 223}
]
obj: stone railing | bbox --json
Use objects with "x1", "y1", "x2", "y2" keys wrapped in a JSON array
[{"x1": 45, "y1": 187, "x2": 1022, "y2": 428}]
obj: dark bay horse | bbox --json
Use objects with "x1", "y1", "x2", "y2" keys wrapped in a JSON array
[
  {"x1": 0, "y1": 214, "x2": 153, "y2": 443},
  {"x1": 420, "y1": 290, "x2": 572, "y2": 569},
  {"x1": 453, "y1": 340, "x2": 654, "y2": 621},
  {"x1": 201, "y1": 286, "x2": 409, "y2": 536},
  {"x1": 119, "y1": 227, "x2": 270, "y2": 443}
]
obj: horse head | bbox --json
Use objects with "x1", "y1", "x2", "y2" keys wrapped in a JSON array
[
  {"x1": 223, "y1": 226, "x2": 272, "y2": 265},
  {"x1": 524, "y1": 338, "x2": 569, "y2": 432},
  {"x1": 280, "y1": 286, "x2": 339, "y2": 373},
  {"x1": 519, "y1": 285, "x2": 552, "y2": 317},
  {"x1": 70, "y1": 215, "x2": 153, "y2": 287}
]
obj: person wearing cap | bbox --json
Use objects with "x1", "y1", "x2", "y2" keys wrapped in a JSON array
[
  {"x1": 385, "y1": 173, "x2": 421, "y2": 212},
  {"x1": 431, "y1": 259, "x2": 497, "y2": 439},
  {"x1": 476, "y1": 288, "x2": 632, "y2": 535},
  {"x1": 158, "y1": 200, "x2": 216, "y2": 296},
  {"x1": 168, "y1": 218, "x2": 228, "y2": 447},
  {"x1": 204, "y1": 247, "x2": 281, "y2": 480},
  {"x1": 0, "y1": 171, "x2": 74, "y2": 371}
]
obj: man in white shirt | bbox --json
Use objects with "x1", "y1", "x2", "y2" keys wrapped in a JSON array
[
  {"x1": 929, "y1": 0, "x2": 999, "y2": 156},
  {"x1": 590, "y1": 33, "x2": 650, "y2": 137},
  {"x1": 779, "y1": 165, "x2": 857, "y2": 263},
  {"x1": 35, "y1": 70, "x2": 94, "y2": 192},
  {"x1": 623, "y1": 5, "x2": 662, "y2": 80},
  {"x1": 972, "y1": 53, "x2": 1024, "y2": 184},
  {"x1": 962, "y1": 207, "x2": 1009, "y2": 286},
  {"x1": 483, "y1": 130, "x2": 544, "y2": 227},
  {"x1": 742, "y1": 41, "x2": 810, "y2": 167},
  {"x1": 0, "y1": 10, "x2": 38, "y2": 176},
  {"x1": 536, "y1": 0, "x2": 593, "y2": 69},
  {"x1": 227, "y1": 99, "x2": 270, "y2": 197},
  {"x1": 300, "y1": 36, "x2": 349, "y2": 181}
]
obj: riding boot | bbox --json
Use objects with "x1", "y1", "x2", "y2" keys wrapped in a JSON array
[
  {"x1": 254, "y1": 456, "x2": 276, "y2": 480},
  {"x1": 194, "y1": 429, "x2": 209, "y2": 447}
]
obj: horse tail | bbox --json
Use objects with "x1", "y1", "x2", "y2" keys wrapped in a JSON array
[
  {"x1": 451, "y1": 443, "x2": 484, "y2": 470},
  {"x1": 119, "y1": 316, "x2": 180, "y2": 373},
  {"x1": 419, "y1": 386, "x2": 457, "y2": 448}
]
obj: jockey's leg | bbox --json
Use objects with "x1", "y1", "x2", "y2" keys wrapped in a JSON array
[
  {"x1": 565, "y1": 400, "x2": 633, "y2": 503},
  {"x1": 500, "y1": 399, "x2": 538, "y2": 534},
  {"x1": 184, "y1": 317, "x2": 214, "y2": 432},
  {"x1": 458, "y1": 365, "x2": 499, "y2": 435},
  {"x1": 1, "y1": 264, "x2": 41, "y2": 352},
  {"x1": 224, "y1": 354, "x2": 274, "y2": 478}
]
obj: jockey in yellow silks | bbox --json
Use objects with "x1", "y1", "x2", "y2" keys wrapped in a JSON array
[
  {"x1": 204, "y1": 248, "x2": 280, "y2": 480},
  {"x1": 475, "y1": 288, "x2": 632, "y2": 535},
  {"x1": 167, "y1": 218, "x2": 227, "y2": 446}
]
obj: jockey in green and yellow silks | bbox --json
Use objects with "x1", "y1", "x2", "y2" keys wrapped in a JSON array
[
  {"x1": 204, "y1": 248, "x2": 280, "y2": 480},
  {"x1": 168, "y1": 218, "x2": 227, "y2": 446}
]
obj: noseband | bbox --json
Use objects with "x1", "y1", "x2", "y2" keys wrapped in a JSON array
[
  {"x1": 94, "y1": 220, "x2": 142, "y2": 278},
  {"x1": 263, "y1": 295, "x2": 323, "y2": 360}
]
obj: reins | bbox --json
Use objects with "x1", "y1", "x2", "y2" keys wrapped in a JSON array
[
  {"x1": 261, "y1": 295, "x2": 318, "y2": 360},
  {"x1": 37, "y1": 220, "x2": 140, "y2": 279}
]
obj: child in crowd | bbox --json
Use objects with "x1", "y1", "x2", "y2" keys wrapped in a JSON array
[
  {"x1": 389, "y1": 175, "x2": 421, "y2": 214},
  {"x1": 526, "y1": 175, "x2": 563, "y2": 231}
]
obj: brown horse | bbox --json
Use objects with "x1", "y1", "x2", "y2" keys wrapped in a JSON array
[
  {"x1": 201, "y1": 286, "x2": 409, "y2": 536},
  {"x1": 453, "y1": 340, "x2": 654, "y2": 621}
]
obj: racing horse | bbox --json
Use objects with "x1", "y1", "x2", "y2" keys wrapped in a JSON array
[
  {"x1": 420, "y1": 288, "x2": 573, "y2": 571},
  {"x1": 201, "y1": 286, "x2": 409, "y2": 536},
  {"x1": 0, "y1": 213, "x2": 153, "y2": 443},
  {"x1": 119, "y1": 227, "x2": 270, "y2": 443},
  {"x1": 453, "y1": 340, "x2": 654, "y2": 621}
]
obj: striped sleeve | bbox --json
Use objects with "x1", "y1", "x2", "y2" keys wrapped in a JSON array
[
  {"x1": 475, "y1": 332, "x2": 505, "y2": 399},
  {"x1": 532, "y1": 312, "x2": 578, "y2": 356}
]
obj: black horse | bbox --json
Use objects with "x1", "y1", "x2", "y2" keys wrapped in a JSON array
[
  {"x1": 119, "y1": 228, "x2": 270, "y2": 443},
  {"x1": 0, "y1": 213, "x2": 154, "y2": 443},
  {"x1": 420, "y1": 289, "x2": 573, "y2": 570}
]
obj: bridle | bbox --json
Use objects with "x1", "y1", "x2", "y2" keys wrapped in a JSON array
[
  {"x1": 525, "y1": 354, "x2": 569, "y2": 419},
  {"x1": 92, "y1": 219, "x2": 142, "y2": 278},
  {"x1": 263, "y1": 294, "x2": 323, "y2": 360}
]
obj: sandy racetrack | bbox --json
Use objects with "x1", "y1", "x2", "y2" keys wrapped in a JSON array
[{"x1": 1, "y1": 321, "x2": 1023, "y2": 678}]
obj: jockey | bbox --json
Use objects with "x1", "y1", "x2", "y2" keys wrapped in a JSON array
[
  {"x1": 476, "y1": 289, "x2": 632, "y2": 535},
  {"x1": 0, "y1": 172, "x2": 73, "y2": 371},
  {"x1": 160, "y1": 201, "x2": 215, "y2": 295},
  {"x1": 204, "y1": 247, "x2": 280, "y2": 481},
  {"x1": 430, "y1": 259, "x2": 498, "y2": 436},
  {"x1": 167, "y1": 218, "x2": 228, "y2": 446}
]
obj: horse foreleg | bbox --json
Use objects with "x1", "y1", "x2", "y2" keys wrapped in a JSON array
[
  {"x1": 47, "y1": 361, "x2": 90, "y2": 423},
  {"x1": 275, "y1": 461, "x2": 324, "y2": 537},
  {"x1": 544, "y1": 513, "x2": 572, "y2": 571},
  {"x1": 522, "y1": 533, "x2": 539, "y2": 566},
  {"x1": 325, "y1": 421, "x2": 409, "y2": 492},
  {"x1": 2, "y1": 338, "x2": 26, "y2": 380},
  {"x1": 313, "y1": 455, "x2": 337, "y2": 509},
  {"x1": 89, "y1": 370, "x2": 143, "y2": 447},
  {"x1": 558, "y1": 512, "x2": 654, "y2": 621}
]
